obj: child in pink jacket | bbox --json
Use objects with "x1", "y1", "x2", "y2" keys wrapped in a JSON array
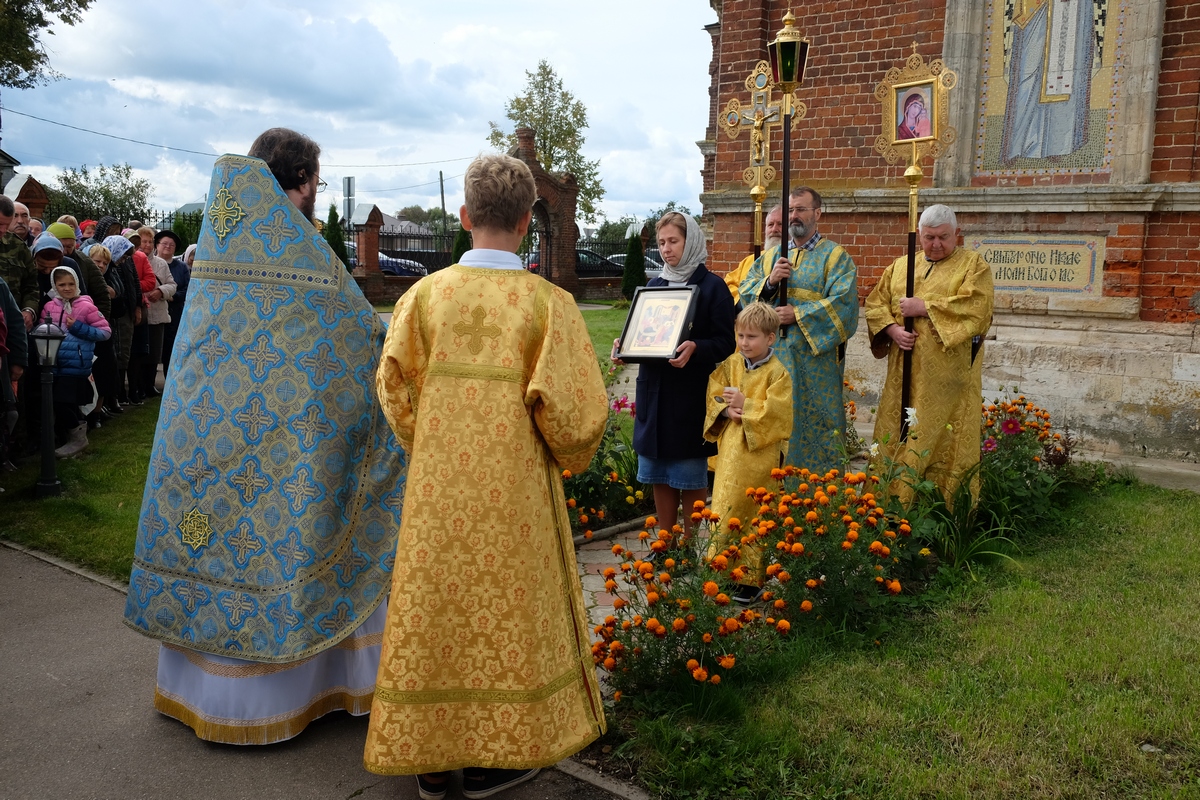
[{"x1": 42, "y1": 265, "x2": 111, "y2": 457}]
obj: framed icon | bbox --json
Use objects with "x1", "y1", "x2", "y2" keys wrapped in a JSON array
[
  {"x1": 614, "y1": 286, "x2": 699, "y2": 363},
  {"x1": 892, "y1": 78, "x2": 937, "y2": 144}
]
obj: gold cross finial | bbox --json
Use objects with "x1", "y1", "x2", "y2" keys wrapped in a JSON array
[{"x1": 911, "y1": 41, "x2": 920, "y2": 56}]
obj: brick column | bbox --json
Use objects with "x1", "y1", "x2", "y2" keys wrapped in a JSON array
[{"x1": 357, "y1": 206, "x2": 382, "y2": 275}]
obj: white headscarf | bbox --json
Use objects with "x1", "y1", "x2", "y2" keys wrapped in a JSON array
[
  {"x1": 659, "y1": 213, "x2": 707, "y2": 284},
  {"x1": 48, "y1": 265, "x2": 82, "y2": 312}
]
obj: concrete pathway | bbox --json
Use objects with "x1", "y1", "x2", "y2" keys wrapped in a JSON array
[{"x1": 0, "y1": 546, "x2": 631, "y2": 800}]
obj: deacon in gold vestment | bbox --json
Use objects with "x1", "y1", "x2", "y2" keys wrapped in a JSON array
[
  {"x1": 704, "y1": 304, "x2": 793, "y2": 586},
  {"x1": 865, "y1": 205, "x2": 994, "y2": 503},
  {"x1": 366, "y1": 155, "x2": 608, "y2": 789}
]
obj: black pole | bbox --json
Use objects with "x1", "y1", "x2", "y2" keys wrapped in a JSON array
[
  {"x1": 778, "y1": 107, "x2": 791, "y2": 339},
  {"x1": 439, "y1": 171, "x2": 447, "y2": 237},
  {"x1": 899, "y1": 230, "x2": 917, "y2": 442},
  {"x1": 36, "y1": 365, "x2": 60, "y2": 497}
]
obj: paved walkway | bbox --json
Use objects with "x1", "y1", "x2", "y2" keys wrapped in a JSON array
[{"x1": 0, "y1": 546, "x2": 630, "y2": 800}]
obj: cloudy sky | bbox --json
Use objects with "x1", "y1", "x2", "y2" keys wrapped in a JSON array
[{"x1": 1, "y1": 0, "x2": 717, "y2": 224}]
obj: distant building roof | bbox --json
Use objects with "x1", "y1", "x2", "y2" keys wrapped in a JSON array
[
  {"x1": 350, "y1": 203, "x2": 434, "y2": 234},
  {"x1": 176, "y1": 202, "x2": 205, "y2": 215}
]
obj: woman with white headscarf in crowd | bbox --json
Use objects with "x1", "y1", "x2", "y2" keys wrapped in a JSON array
[{"x1": 614, "y1": 211, "x2": 735, "y2": 533}]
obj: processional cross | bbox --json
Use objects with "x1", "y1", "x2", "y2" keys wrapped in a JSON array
[{"x1": 719, "y1": 60, "x2": 808, "y2": 253}]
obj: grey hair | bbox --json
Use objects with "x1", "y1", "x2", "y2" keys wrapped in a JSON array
[{"x1": 919, "y1": 204, "x2": 957, "y2": 231}]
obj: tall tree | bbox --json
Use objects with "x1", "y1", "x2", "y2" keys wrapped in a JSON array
[
  {"x1": 451, "y1": 225, "x2": 472, "y2": 264},
  {"x1": 396, "y1": 205, "x2": 430, "y2": 225},
  {"x1": 487, "y1": 60, "x2": 604, "y2": 224},
  {"x1": 0, "y1": 0, "x2": 94, "y2": 89},
  {"x1": 621, "y1": 233, "x2": 647, "y2": 300},
  {"x1": 323, "y1": 203, "x2": 350, "y2": 268},
  {"x1": 48, "y1": 163, "x2": 153, "y2": 218}
]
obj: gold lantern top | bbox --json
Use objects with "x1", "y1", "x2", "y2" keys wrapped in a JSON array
[{"x1": 768, "y1": 9, "x2": 810, "y2": 93}]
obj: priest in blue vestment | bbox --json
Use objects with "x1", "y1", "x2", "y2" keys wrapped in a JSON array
[
  {"x1": 739, "y1": 186, "x2": 858, "y2": 474},
  {"x1": 124, "y1": 129, "x2": 406, "y2": 744}
]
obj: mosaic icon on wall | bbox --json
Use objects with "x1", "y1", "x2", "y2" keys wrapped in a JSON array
[{"x1": 975, "y1": 0, "x2": 1124, "y2": 177}]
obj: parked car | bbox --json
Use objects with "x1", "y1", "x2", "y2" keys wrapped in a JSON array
[
  {"x1": 345, "y1": 243, "x2": 427, "y2": 277},
  {"x1": 575, "y1": 248, "x2": 623, "y2": 277},
  {"x1": 609, "y1": 253, "x2": 664, "y2": 273}
]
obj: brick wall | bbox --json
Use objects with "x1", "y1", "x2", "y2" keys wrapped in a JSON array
[
  {"x1": 712, "y1": 0, "x2": 945, "y2": 194},
  {"x1": 1150, "y1": 0, "x2": 1200, "y2": 182},
  {"x1": 1142, "y1": 212, "x2": 1200, "y2": 322}
]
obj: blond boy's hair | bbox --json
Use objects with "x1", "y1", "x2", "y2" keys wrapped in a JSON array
[
  {"x1": 88, "y1": 245, "x2": 112, "y2": 264},
  {"x1": 464, "y1": 154, "x2": 536, "y2": 232},
  {"x1": 736, "y1": 302, "x2": 780, "y2": 337}
]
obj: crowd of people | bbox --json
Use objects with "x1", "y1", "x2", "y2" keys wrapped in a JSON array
[{"x1": 0, "y1": 200, "x2": 193, "y2": 461}]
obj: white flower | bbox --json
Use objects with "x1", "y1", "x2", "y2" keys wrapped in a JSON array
[
  {"x1": 869, "y1": 442, "x2": 880, "y2": 457},
  {"x1": 904, "y1": 407, "x2": 919, "y2": 428}
]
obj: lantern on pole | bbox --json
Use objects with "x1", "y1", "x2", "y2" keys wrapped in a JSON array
[
  {"x1": 766, "y1": 10, "x2": 810, "y2": 337},
  {"x1": 30, "y1": 313, "x2": 66, "y2": 497}
]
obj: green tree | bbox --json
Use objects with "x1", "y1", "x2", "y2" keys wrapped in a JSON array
[
  {"x1": 487, "y1": 60, "x2": 604, "y2": 224},
  {"x1": 47, "y1": 163, "x2": 153, "y2": 218},
  {"x1": 396, "y1": 205, "x2": 430, "y2": 225},
  {"x1": 621, "y1": 233, "x2": 647, "y2": 300},
  {"x1": 595, "y1": 215, "x2": 638, "y2": 241},
  {"x1": 451, "y1": 225, "x2": 471, "y2": 264},
  {"x1": 0, "y1": 0, "x2": 93, "y2": 89},
  {"x1": 426, "y1": 206, "x2": 459, "y2": 235},
  {"x1": 171, "y1": 210, "x2": 203, "y2": 248},
  {"x1": 323, "y1": 203, "x2": 350, "y2": 268}
]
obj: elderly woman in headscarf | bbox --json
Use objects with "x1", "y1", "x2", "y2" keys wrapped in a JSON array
[{"x1": 615, "y1": 211, "x2": 735, "y2": 533}]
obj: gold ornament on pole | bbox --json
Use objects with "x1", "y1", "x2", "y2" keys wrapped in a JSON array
[
  {"x1": 873, "y1": 43, "x2": 957, "y2": 441},
  {"x1": 719, "y1": 58, "x2": 806, "y2": 255}
]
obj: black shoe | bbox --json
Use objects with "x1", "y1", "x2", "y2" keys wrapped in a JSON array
[
  {"x1": 415, "y1": 772, "x2": 450, "y2": 800},
  {"x1": 732, "y1": 584, "x2": 763, "y2": 605},
  {"x1": 462, "y1": 768, "x2": 540, "y2": 799},
  {"x1": 128, "y1": 394, "x2": 145, "y2": 405},
  {"x1": 146, "y1": 386, "x2": 162, "y2": 397},
  {"x1": 104, "y1": 404, "x2": 124, "y2": 415}
]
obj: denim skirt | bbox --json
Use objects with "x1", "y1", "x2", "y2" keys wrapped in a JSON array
[{"x1": 636, "y1": 455, "x2": 709, "y2": 491}]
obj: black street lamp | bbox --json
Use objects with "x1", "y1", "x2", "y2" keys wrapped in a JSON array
[{"x1": 29, "y1": 314, "x2": 66, "y2": 497}]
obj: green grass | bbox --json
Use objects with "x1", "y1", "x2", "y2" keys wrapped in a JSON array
[
  {"x1": 618, "y1": 480, "x2": 1200, "y2": 799},
  {"x1": 581, "y1": 306, "x2": 630, "y2": 387},
  {"x1": 0, "y1": 400, "x2": 161, "y2": 582}
]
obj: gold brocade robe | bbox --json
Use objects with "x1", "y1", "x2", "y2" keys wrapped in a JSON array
[
  {"x1": 865, "y1": 247, "x2": 994, "y2": 503},
  {"x1": 364, "y1": 265, "x2": 609, "y2": 775},
  {"x1": 704, "y1": 353, "x2": 793, "y2": 582}
]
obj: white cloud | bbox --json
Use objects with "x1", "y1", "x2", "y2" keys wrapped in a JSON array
[{"x1": 3, "y1": 0, "x2": 717, "y2": 221}]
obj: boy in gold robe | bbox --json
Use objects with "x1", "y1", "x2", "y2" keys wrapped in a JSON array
[
  {"x1": 865, "y1": 204, "x2": 994, "y2": 504},
  {"x1": 365, "y1": 155, "x2": 609, "y2": 800},
  {"x1": 705, "y1": 302, "x2": 794, "y2": 601}
]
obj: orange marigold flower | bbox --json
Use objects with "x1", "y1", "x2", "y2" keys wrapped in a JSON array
[
  {"x1": 887, "y1": 580, "x2": 902, "y2": 595},
  {"x1": 777, "y1": 571, "x2": 791, "y2": 582},
  {"x1": 899, "y1": 524, "x2": 912, "y2": 535},
  {"x1": 800, "y1": 600, "x2": 814, "y2": 612},
  {"x1": 692, "y1": 667, "x2": 709, "y2": 682},
  {"x1": 613, "y1": 691, "x2": 622, "y2": 703},
  {"x1": 633, "y1": 615, "x2": 643, "y2": 626},
  {"x1": 765, "y1": 564, "x2": 782, "y2": 577},
  {"x1": 650, "y1": 540, "x2": 667, "y2": 552},
  {"x1": 723, "y1": 618, "x2": 741, "y2": 633},
  {"x1": 605, "y1": 580, "x2": 618, "y2": 592},
  {"x1": 761, "y1": 591, "x2": 774, "y2": 601},
  {"x1": 645, "y1": 516, "x2": 657, "y2": 528},
  {"x1": 562, "y1": 470, "x2": 572, "y2": 479},
  {"x1": 664, "y1": 558, "x2": 676, "y2": 569},
  {"x1": 579, "y1": 514, "x2": 589, "y2": 525},
  {"x1": 659, "y1": 572, "x2": 672, "y2": 583},
  {"x1": 774, "y1": 599, "x2": 786, "y2": 610},
  {"x1": 805, "y1": 579, "x2": 819, "y2": 589},
  {"x1": 846, "y1": 530, "x2": 859, "y2": 543},
  {"x1": 702, "y1": 633, "x2": 713, "y2": 643},
  {"x1": 730, "y1": 567, "x2": 746, "y2": 581},
  {"x1": 776, "y1": 619, "x2": 791, "y2": 633},
  {"x1": 673, "y1": 618, "x2": 687, "y2": 632},
  {"x1": 715, "y1": 593, "x2": 731, "y2": 606},
  {"x1": 703, "y1": 581, "x2": 720, "y2": 596},
  {"x1": 567, "y1": 498, "x2": 577, "y2": 509},
  {"x1": 712, "y1": 555, "x2": 728, "y2": 570},
  {"x1": 621, "y1": 620, "x2": 631, "y2": 630},
  {"x1": 687, "y1": 658, "x2": 700, "y2": 671},
  {"x1": 646, "y1": 591, "x2": 660, "y2": 604},
  {"x1": 841, "y1": 541, "x2": 853, "y2": 550},
  {"x1": 613, "y1": 598, "x2": 626, "y2": 610},
  {"x1": 710, "y1": 674, "x2": 721, "y2": 685},
  {"x1": 603, "y1": 567, "x2": 616, "y2": 579},
  {"x1": 584, "y1": 530, "x2": 593, "y2": 539},
  {"x1": 603, "y1": 657, "x2": 616, "y2": 670},
  {"x1": 805, "y1": 511, "x2": 819, "y2": 523},
  {"x1": 612, "y1": 544, "x2": 624, "y2": 555},
  {"x1": 790, "y1": 543, "x2": 805, "y2": 555}
]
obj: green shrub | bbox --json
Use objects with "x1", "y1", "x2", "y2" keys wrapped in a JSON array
[{"x1": 621, "y1": 234, "x2": 647, "y2": 299}]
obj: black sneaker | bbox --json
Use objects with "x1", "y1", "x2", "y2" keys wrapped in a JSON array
[
  {"x1": 732, "y1": 584, "x2": 763, "y2": 605},
  {"x1": 462, "y1": 767, "x2": 541, "y2": 799},
  {"x1": 415, "y1": 772, "x2": 450, "y2": 800}
]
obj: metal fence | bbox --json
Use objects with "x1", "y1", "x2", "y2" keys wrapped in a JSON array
[
  {"x1": 373, "y1": 227, "x2": 457, "y2": 272},
  {"x1": 42, "y1": 204, "x2": 207, "y2": 246}
]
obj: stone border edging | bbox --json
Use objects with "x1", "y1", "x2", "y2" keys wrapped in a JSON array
[
  {"x1": 1, "y1": 538, "x2": 128, "y2": 595},
  {"x1": 572, "y1": 518, "x2": 646, "y2": 547},
  {"x1": 554, "y1": 758, "x2": 654, "y2": 800}
]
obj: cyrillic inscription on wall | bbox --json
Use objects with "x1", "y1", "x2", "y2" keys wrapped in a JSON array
[{"x1": 965, "y1": 234, "x2": 1104, "y2": 295}]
